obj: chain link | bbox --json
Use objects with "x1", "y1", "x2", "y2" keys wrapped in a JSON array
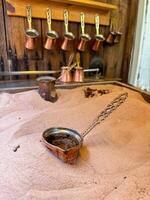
[{"x1": 82, "y1": 92, "x2": 128, "y2": 137}]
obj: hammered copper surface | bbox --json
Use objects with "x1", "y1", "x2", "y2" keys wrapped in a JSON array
[
  {"x1": 25, "y1": 37, "x2": 35, "y2": 50},
  {"x1": 37, "y1": 76, "x2": 57, "y2": 102},
  {"x1": 44, "y1": 37, "x2": 57, "y2": 50},
  {"x1": 42, "y1": 127, "x2": 83, "y2": 164},
  {"x1": 73, "y1": 67, "x2": 84, "y2": 82},
  {"x1": 106, "y1": 32, "x2": 116, "y2": 44}
]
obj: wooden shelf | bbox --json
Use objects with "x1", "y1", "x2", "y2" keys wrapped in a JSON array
[
  {"x1": 6, "y1": 0, "x2": 118, "y2": 25},
  {"x1": 45, "y1": 0, "x2": 117, "y2": 10}
]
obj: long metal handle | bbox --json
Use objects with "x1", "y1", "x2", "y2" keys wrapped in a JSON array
[
  {"x1": 76, "y1": 52, "x2": 80, "y2": 67},
  {"x1": 95, "y1": 14, "x2": 100, "y2": 36},
  {"x1": 46, "y1": 8, "x2": 52, "y2": 32},
  {"x1": 82, "y1": 92, "x2": 128, "y2": 137},
  {"x1": 80, "y1": 12, "x2": 85, "y2": 35},
  {"x1": 68, "y1": 62, "x2": 77, "y2": 71},
  {"x1": 64, "y1": 10, "x2": 69, "y2": 33},
  {"x1": 67, "y1": 52, "x2": 74, "y2": 67},
  {"x1": 83, "y1": 68, "x2": 99, "y2": 72},
  {"x1": 0, "y1": 70, "x2": 61, "y2": 76},
  {"x1": 26, "y1": 5, "x2": 32, "y2": 30},
  {"x1": 0, "y1": 69, "x2": 100, "y2": 76},
  {"x1": 110, "y1": 18, "x2": 114, "y2": 32}
]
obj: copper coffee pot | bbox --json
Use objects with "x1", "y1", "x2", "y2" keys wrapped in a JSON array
[
  {"x1": 61, "y1": 10, "x2": 75, "y2": 51},
  {"x1": 92, "y1": 15, "x2": 105, "y2": 51},
  {"x1": 60, "y1": 63, "x2": 77, "y2": 83},
  {"x1": 106, "y1": 21, "x2": 116, "y2": 45},
  {"x1": 114, "y1": 31, "x2": 122, "y2": 44},
  {"x1": 60, "y1": 66, "x2": 72, "y2": 82},
  {"x1": 37, "y1": 76, "x2": 58, "y2": 102},
  {"x1": 42, "y1": 93, "x2": 128, "y2": 164},
  {"x1": 73, "y1": 53, "x2": 84, "y2": 82},
  {"x1": 44, "y1": 8, "x2": 58, "y2": 50},
  {"x1": 25, "y1": 5, "x2": 39, "y2": 50},
  {"x1": 59, "y1": 53, "x2": 75, "y2": 83},
  {"x1": 77, "y1": 12, "x2": 91, "y2": 52}
]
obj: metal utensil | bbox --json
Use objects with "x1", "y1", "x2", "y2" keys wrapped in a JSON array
[
  {"x1": 42, "y1": 92, "x2": 128, "y2": 164},
  {"x1": 37, "y1": 76, "x2": 58, "y2": 102},
  {"x1": 67, "y1": 52, "x2": 74, "y2": 68},
  {"x1": 73, "y1": 53, "x2": 84, "y2": 82},
  {"x1": 25, "y1": 5, "x2": 39, "y2": 50},
  {"x1": 77, "y1": 12, "x2": 91, "y2": 52},
  {"x1": 114, "y1": 31, "x2": 122, "y2": 44},
  {"x1": 61, "y1": 10, "x2": 75, "y2": 51},
  {"x1": 44, "y1": 8, "x2": 59, "y2": 50},
  {"x1": 59, "y1": 66, "x2": 72, "y2": 83},
  {"x1": 59, "y1": 64, "x2": 77, "y2": 83},
  {"x1": 106, "y1": 20, "x2": 116, "y2": 45},
  {"x1": 58, "y1": 53, "x2": 75, "y2": 82},
  {"x1": 76, "y1": 52, "x2": 80, "y2": 68},
  {"x1": 74, "y1": 67, "x2": 84, "y2": 82},
  {"x1": 92, "y1": 15, "x2": 105, "y2": 51}
]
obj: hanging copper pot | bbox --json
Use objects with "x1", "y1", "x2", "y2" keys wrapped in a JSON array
[
  {"x1": 106, "y1": 21, "x2": 116, "y2": 45},
  {"x1": 77, "y1": 12, "x2": 91, "y2": 52},
  {"x1": 114, "y1": 28, "x2": 123, "y2": 44},
  {"x1": 44, "y1": 8, "x2": 58, "y2": 50},
  {"x1": 92, "y1": 14, "x2": 105, "y2": 51},
  {"x1": 61, "y1": 10, "x2": 75, "y2": 51},
  {"x1": 25, "y1": 5, "x2": 39, "y2": 50}
]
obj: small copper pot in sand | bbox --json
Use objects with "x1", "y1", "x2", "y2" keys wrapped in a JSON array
[
  {"x1": 77, "y1": 12, "x2": 91, "y2": 52},
  {"x1": 25, "y1": 6, "x2": 39, "y2": 50},
  {"x1": 44, "y1": 8, "x2": 58, "y2": 50},
  {"x1": 60, "y1": 66, "x2": 72, "y2": 83},
  {"x1": 73, "y1": 67, "x2": 84, "y2": 82},
  {"x1": 61, "y1": 10, "x2": 75, "y2": 51},
  {"x1": 42, "y1": 93, "x2": 128, "y2": 164},
  {"x1": 92, "y1": 15, "x2": 105, "y2": 51},
  {"x1": 37, "y1": 76, "x2": 57, "y2": 102},
  {"x1": 42, "y1": 127, "x2": 83, "y2": 164}
]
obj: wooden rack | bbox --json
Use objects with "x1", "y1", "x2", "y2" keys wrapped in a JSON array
[{"x1": 6, "y1": 0, "x2": 117, "y2": 25}]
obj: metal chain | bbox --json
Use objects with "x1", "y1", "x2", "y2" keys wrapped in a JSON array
[{"x1": 82, "y1": 92, "x2": 128, "y2": 137}]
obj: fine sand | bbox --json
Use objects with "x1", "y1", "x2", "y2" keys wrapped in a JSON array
[{"x1": 0, "y1": 84, "x2": 150, "y2": 200}]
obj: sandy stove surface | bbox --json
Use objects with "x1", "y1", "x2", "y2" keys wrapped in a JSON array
[{"x1": 0, "y1": 84, "x2": 150, "y2": 200}]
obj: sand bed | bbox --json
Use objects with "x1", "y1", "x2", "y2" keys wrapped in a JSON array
[{"x1": 0, "y1": 84, "x2": 150, "y2": 200}]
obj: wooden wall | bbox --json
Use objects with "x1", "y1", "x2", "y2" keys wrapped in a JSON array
[{"x1": 0, "y1": 0, "x2": 139, "y2": 81}]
